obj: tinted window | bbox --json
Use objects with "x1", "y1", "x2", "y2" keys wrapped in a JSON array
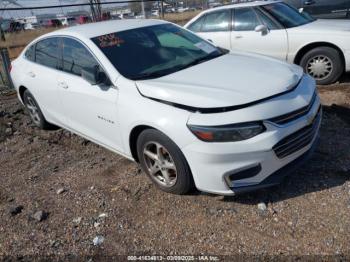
[
  {"x1": 187, "y1": 15, "x2": 205, "y2": 32},
  {"x1": 262, "y1": 2, "x2": 315, "y2": 28},
  {"x1": 255, "y1": 8, "x2": 280, "y2": 30},
  {"x1": 62, "y1": 38, "x2": 99, "y2": 77},
  {"x1": 25, "y1": 44, "x2": 35, "y2": 61},
  {"x1": 91, "y1": 24, "x2": 224, "y2": 80},
  {"x1": 202, "y1": 10, "x2": 231, "y2": 32},
  {"x1": 234, "y1": 8, "x2": 261, "y2": 31},
  {"x1": 35, "y1": 38, "x2": 60, "y2": 69}
]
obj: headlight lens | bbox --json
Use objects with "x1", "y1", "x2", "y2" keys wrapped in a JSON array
[{"x1": 188, "y1": 122, "x2": 265, "y2": 142}]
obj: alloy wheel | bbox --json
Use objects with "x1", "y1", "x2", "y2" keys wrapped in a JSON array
[
  {"x1": 143, "y1": 141, "x2": 177, "y2": 187},
  {"x1": 25, "y1": 96, "x2": 41, "y2": 125}
]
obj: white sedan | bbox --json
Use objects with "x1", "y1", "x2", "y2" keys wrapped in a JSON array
[
  {"x1": 11, "y1": 19, "x2": 321, "y2": 195},
  {"x1": 184, "y1": 0, "x2": 350, "y2": 85}
]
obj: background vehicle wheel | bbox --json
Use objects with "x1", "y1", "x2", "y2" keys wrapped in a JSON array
[
  {"x1": 137, "y1": 129, "x2": 194, "y2": 195},
  {"x1": 300, "y1": 46, "x2": 344, "y2": 85},
  {"x1": 22, "y1": 90, "x2": 57, "y2": 130}
]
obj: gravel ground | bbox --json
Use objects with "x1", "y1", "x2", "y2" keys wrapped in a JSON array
[{"x1": 0, "y1": 79, "x2": 350, "y2": 260}]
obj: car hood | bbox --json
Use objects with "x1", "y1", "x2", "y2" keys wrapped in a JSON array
[
  {"x1": 136, "y1": 52, "x2": 303, "y2": 110},
  {"x1": 296, "y1": 19, "x2": 350, "y2": 34}
]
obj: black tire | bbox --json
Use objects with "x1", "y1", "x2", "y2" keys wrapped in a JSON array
[
  {"x1": 299, "y1": 46, "x2": 344, "y2": 85},
  {"x1": 137, "y1": 129, "x2": 194, "y2": 195},
  {"x1": 22, "y1": 89, "x2": 58, "y2": 130}
]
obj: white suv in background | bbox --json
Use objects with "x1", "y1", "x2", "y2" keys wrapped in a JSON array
[
  {"x1": 11, "y1": 20, "x2": 321, "y2": 196},
  {"x1": 185, "y1": 1, "x2": 350, "y2": 85}
]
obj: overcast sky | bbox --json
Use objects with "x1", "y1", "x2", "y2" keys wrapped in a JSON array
[{"x1": 1, "y1": 0, "x2": 125, "y2": 19}]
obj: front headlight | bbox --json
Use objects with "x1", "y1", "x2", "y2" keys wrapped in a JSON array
[{"x1": 187, "y1": 122, "x2": 266, "y2": 142}]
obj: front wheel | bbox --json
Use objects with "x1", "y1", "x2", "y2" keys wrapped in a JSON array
[
  {"x1": 299, "y1": 47, "x2": 344, "y2": 85},
  {"x1": 137, "y1": 129, "x2": 194, "y2": 195}
]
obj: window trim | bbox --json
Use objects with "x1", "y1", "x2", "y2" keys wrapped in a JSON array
[
  {"x1": 198, "y1": 9, "x2": 233, "y2": 33},
  {"x1": 23, "y1": 35, "x2": 112, "y2": 85},
  {"x1": 233, "y1": 7, "x2": 262, "y2": 32},
  {"x1": 59, "y1": 36, "x2": 112, "y2": 85},
  {"x1": 187, "y1": 14, "x2": 206, "y2": 32},
  {"x1": 24, "y1": 44, "x2": 36, "y2": 62},
  {"x1": 34, "y1": 36, "x2": 61, "y2": 70},
  {"x1": 255, "y1": 6, "x2": 285, "y2": 30}
]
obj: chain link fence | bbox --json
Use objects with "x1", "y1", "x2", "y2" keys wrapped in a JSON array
[
  {"x1": 0, "y1": 0, "x2": 209, "y2": 96},
  {"x1": 0, "y1": 0, "x2": 246, "y2": 95},
  {"x1": 0, "y1": 48, "x2": 15, "y2": 94}
]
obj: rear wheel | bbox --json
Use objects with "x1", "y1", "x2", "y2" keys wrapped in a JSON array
[
  {"x1": 22, "y1": 90, "x2": 57, "y2": 130},
  {"x1": 300, "y1": 46, "x2": 344, "y2": 85},
  {"x1": 137, "y1": 129, "x2": 194, "y2": 194}
]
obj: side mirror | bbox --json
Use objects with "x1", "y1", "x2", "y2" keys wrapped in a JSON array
[
  {"x1": 255, "y1": 24, "x2": 268, "y2": 35},
  {"x1": 81, "y1": 65, "x2": 109, "y2": 86}
]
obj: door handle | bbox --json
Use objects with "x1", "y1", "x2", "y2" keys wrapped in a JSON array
[
  {"x1": 28, "y1": 71, "x2": 36, "y2": 78},
  {"x1": 58, "y1": 82, "x2": 69, "y2": 89},
  {"x1": 235, "y1": 35, "x2": 243, "y2": 39}
]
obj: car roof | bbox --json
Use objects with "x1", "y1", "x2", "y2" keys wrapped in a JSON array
[
  {"x1": 205, "y1": 0, "x2": 280, "y2": 12},
  {"x1": 45, "y1": 19, "x2": 168, "y2": 39}
]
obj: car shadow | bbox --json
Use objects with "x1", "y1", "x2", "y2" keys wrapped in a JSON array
[
  {"x1": 339, "y1": 72, "x2": 350, "y2": 84},
  {"x1": 215, "y1": 105, "x2": 350, "y2": 205}
]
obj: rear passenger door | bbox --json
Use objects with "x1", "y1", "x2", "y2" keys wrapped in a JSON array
[
  {"x1": 303, "y1": 0, "x2": 349, "y2": 19},
  {"x1": 189, "y1": 9, "x2": 232, "y2": 50},
  {"x1": 23, "y1": 37, "x2": 65, "y2": 125},
  {"x1": 230, "y1": 7, "x2": 288, "y2": 60}
]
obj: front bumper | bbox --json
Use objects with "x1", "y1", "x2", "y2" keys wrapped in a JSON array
[
  {"x1": 229, "y1": 134, "x2": 319, "y2": 194},
  {"x1": 182, "y1": 92, "x2": 322, "y2": 196}
]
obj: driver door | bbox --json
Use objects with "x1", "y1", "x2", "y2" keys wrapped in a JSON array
[
  {"x1": 230, "y1": 7, "x2": 288, "y2": 61},
  {"x1": 57, "y1": 37, "x2": 122, "y2": 151}
]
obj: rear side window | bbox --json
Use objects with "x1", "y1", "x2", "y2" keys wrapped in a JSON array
[
  {"x1": 234, "y1": 8, "x2": 260, "y2": 31},
  {"x1": 187, "y1": 15, "x2": 205, "y2": 32},
  {"x1": 25, "y1": 44, "x2": 35, "y2": 61},
  {"x1": 202, "y1": 10, "x2": 231, "y2": 32},
  {"x1": 35, "y1": 38, "x2": 60, "y2": 69},
  {"x1": 62, "y1": 37, "x2": 100, "y2": 77}
]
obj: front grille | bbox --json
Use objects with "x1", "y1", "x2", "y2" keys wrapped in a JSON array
[
  {"x1": 269, "y1": 92, "x2": 317, "y2": 125},
  {"x1": 273, "y1": 107, "x2": 321, "y2": 159}
]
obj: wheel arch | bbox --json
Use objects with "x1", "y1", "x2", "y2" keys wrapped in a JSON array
[
  {"x1": 129, "y1": 125, "x2": 155, "y2": 162},
  {"x1": 294, "y1": 42, "x2": 345, "y2": 70},
  {"x1": 18, "y1": 85, "x2": 27, "y2": 102}
]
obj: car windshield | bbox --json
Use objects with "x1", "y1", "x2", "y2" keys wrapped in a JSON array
[
  {"x1": 91, "y1": 23, "x2": 225, "y2": 80},
  {"x1": 261, "y1": 2, "x2": 316, "y2": 28}
]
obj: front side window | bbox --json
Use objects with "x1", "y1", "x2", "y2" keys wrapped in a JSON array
[
  {"x1": 261, "y1": 2, "x2": 315, "y2": 28},
  {"x1": 35, "y1": 38, "x2": 60, "y2": 69},
  {"x1": 234, "y1": 8, "x2": 260, "y2": 31},
  {"x1": 91, "y1": 24, "x2": 225, "y2": 80},
  {"x1": 201, "y1": 10, "x2": 231, "y2": 32},
  {"x1": 25, "y1": 44, "x2": 35, "y2": 61},
  {"x1": 62, "y1": 37, "x2": 100, "y2": 77},
  {"x1": 255, "y1": 8, "x2": 280, "y2": 30}
]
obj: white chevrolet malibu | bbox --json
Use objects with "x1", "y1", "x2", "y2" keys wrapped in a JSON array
[
  {"x1": 184, "y1": 1, "x2": 350, "y2": 85},
  {"x1": 10, "y1": 19, "x2": 322, "y2": 195}
]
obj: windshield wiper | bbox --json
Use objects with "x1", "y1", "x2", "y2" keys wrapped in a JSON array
[
  {"x1": 132, "y1": 70, "x2": 170, "y2": 80},
  {"x1": 132, "y1": 52, "x2": 225, "y2": 81},
  {"x1": 178, "y1": 52, "x2": 224, "y2": 71}
]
